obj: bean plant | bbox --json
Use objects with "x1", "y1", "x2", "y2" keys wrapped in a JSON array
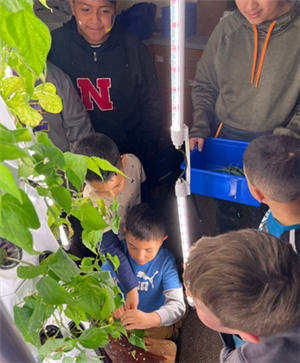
[{"x1": 0, "y1": 1, "x2": 145, "y2": 361}]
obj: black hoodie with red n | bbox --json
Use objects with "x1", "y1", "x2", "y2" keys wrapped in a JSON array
[{"x1": 48, "y1": 18, "x2": 162, "y2": 165}]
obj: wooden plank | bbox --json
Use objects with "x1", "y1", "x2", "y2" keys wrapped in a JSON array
[{"x1": 101, "y1": 334, "x2": 177, "y2": 363}]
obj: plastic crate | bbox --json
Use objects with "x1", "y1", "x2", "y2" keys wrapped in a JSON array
[
  {"x1": 181, "y1": 138, "x2": 260, "y2": 206},
  {"x1": 162, "y1": 3, "x2": 197, "y2": 38}
]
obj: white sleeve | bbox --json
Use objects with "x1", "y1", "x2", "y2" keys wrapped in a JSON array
[{"x1": 154, "y1": 287, "x2": 186, "y2": 327}]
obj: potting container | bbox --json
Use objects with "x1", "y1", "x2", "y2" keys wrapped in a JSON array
[{"x1": 181, "y1": 138, "x2": 260, "y2": 206}]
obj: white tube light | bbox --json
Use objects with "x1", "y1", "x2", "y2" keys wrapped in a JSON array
[
  {"x1": 175, "y1": 179, "x2": 190, "y2": 267},
  {"x1": 170, "y1": 0, "x2": 185, "y2": 135}
]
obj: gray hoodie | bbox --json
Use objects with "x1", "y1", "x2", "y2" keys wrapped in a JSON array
[
  {"x1": 190, "y1": 0, "x2": 300, "y2": 140},
  {"x1": 31, "y1": 62, "x2": 94, "y2": 152},
  {"x1": 220, "y1": 322, "x2": 300, "y2": 363}
]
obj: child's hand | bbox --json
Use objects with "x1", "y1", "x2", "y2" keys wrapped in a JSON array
[
  {"x1": 113, "y1": 306, "x2": 125, "y2": 319},
  {"x1": 124, "y1": 287, "x2": 139, "y2": 310},
  {"x1": 121, "y1": 310, "x2": 162, "y2": 330},
  {"x1": 189, "y1": 137, "x2": 204, "y2": 152}
]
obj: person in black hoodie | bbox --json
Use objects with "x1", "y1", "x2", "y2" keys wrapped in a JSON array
[{"x1": 48, "y1": 0, "x2": 162, "y2": 172}]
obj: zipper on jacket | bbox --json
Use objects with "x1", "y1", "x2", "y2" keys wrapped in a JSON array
[{"x1": 93, "y1": 51, "x2": 97, "y2": 62}]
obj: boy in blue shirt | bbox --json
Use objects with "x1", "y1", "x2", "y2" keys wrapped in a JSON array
[
  {"x1": 102, "y1": 203, "x2": 186, "y2": 340},
  {"x1": 243, "y1": 135, "x2": 300, "y2": 254}
]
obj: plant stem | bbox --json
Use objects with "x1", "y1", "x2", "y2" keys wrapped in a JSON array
[{"x1": 6, "y1": 257, "x2": 35, "y2": 266}]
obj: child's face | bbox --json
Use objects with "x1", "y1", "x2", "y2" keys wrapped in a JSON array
[
  {"x1": 235, "y1": 0, "x2": 290, "y2": 25},
  {"x1": 86, "y1": 171, "x2": 126, "y2": 198},
  {"x1": 69, "y1": 0, "x2": 117, "y2": 44},
  {"x1": 126, "y1": 233, "x2": 166, "y2": 265},
  {"x1": 186, "y1": 289, "x2": 238, "y2": 335}
]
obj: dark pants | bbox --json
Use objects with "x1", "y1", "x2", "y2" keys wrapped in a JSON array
[{"x1": 214, "y1": 199, "x2": 268, "y2": 234}]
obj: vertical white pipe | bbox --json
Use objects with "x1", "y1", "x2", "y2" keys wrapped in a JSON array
[{"x1": 170, "y1": 0, "x2": 185, "y2": 133}]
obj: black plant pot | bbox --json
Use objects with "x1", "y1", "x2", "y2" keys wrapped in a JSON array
[
  {"x1": 39, "y1": 325, "x2": 63, "y2": 345},
  {"x1": 68, "y1": 321, "x2": 85, "y2": 339},
  {"x1": 38, "y1": 250, "x2": 53, "y2": 264}
]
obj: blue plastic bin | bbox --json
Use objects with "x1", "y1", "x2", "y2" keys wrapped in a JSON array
[
  {"x1": 181, "y1": 138, "x2": 260, "y2": 206},
  {"x1": 162, "y1": 3, "x2": 197, "y2": 38}
]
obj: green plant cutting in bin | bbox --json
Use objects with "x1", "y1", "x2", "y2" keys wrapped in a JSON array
[
  {"x1": 0, "y1": 0, "x2": 146, "y2": 361},
  {"x1": 212, "y1": 165, "x2": 245, "y2": 176}
]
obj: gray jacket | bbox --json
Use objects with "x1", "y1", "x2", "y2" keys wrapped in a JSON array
[
  {"x1": 220, "y1": 322, "x2": 300, "y2": 363},
  {"x1": 190, "y1": 0, "x2": 300, "y2": 140},
  {"x1": 31, "y1": 62, "x2": 94, "y2": 152}
]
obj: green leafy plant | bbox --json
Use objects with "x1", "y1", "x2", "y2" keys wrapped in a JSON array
[{"x1": 0, "y1": 0, "x2": 146, "y2": 361}]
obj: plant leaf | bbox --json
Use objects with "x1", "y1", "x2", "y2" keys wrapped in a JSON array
[
  {"x1": 0, "y1": 164, "x2": 22, "y2": 202},
  {"x1": 28, "y1": 296, "x2": 48, "y2": 334},
  {"x1": 30, "y1": 143, "x2": 65, "y2": 168},
  {"x1": 14, "y1": 102, "x2": 44, "y2": 127},
  {"x1": 64, "y1": 152, "x2": 88, "y2": 191},
  {"x1": 0, "y1": 140, "x2": 30, "y2": 162},
  {"x1": 85, "y1": 157, "x2": 103, "y2": 180},
  {"x1": 35, "y1": 130, "x2": 54, "y2": 145},
  {"x1": 81, "y1": 229, "x2": 103, "y2": 254},
  {"x1": 1, "y1": 76, "x2": 23, "y2": 100},
  {"x1": 6, "y1": 9, "x2": 51, "y2": 76},
  {"x1": 46, "y1": 248, "x2": 81, "y2": 283},
  {"x1": 0, "y1": 124, "x2": 32, "y2": 143},
  {"x1": 62, "y1": 357, "x2": 74, "y2": 363},
  {"x1": 36, "y1": 276, "x2": 74, "y2": 305},
  {"x1": 64, "y1": 304, "x2": 87, "y2": 327},
  {"x1": 67, "y1": 254, "x2": 81, "y2": 262},
  {"x1": 0, "y1": 221, "x2": 35, "y2": 254},
  {"x1": 51, "y1": 352, "x2": 63, "y2": 361},
  {"x1": 38, "y1": 338, "x2": 73, "y2": 358},
  {"x1": 80, "y1": 203, "x2": 108, "y2": 231},
  {"x1": 78, "y1": 327, "x2": 109, "y2": 349},
  {"x1": 101, "y1": 288, "x2": 115, "y2": 320},
  {"x1": 92, "y1": 157, "x2": 127, "y2": 177},
  {"x1": 107, "y1": 253, "x2": 120, "y2": 271},
  {"x1": 2, "y1": 189, "x2": 40, "y2": 229},
  {"x1": 76, "y1": 290, "x2": 103, "y2": 320},
  {"x1": 128, "y1": 330, "x2": 146, "y2": 350},
  {"x1": 34, "y1": 83, "x2": 62, "y2": 113},
  {"x1": 50, "y1": 186, "x2": 71, "y2": 215},
  {"x1": 17, "y1": 264, "x2": 48, "y2": 279},
  {"x1": 13, "y1": 305, "x2": 40, "y2": 346}
]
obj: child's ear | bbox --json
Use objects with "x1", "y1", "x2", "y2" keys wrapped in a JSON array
[
  {"x1": 239, "y1": 332, "x2": 260, "y2": 344},
  {"x1": 121, "y1": 154, "x2": 126, "y2": 168},
  {"x1": 69, "y1": 0, "x2": 75, "y2": 15},
  {"x1": 162, "y1": 235, "x2": 168, "y2": 242},
  {"x1": 250, "y1": 188, "x2": 265, "y2": 204}
]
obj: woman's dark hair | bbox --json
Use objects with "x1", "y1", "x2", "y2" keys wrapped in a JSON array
[
  {"x1": 125, "y1": 203, "x2": 167, "y2": 241},
  {"x1": 243, "y1": 135, "x2": 300, "y2": 202},
  {"x1": 72, "y1": 133, "x2": 122, "y2": 182}
]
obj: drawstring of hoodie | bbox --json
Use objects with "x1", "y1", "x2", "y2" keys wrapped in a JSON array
[{"x1": 251, "y1": 21, "x2": 276, "y2": 87}]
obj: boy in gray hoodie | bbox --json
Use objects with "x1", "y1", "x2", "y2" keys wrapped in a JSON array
[{"x1": 190, "y1": 0, "x2": 300, "y2": 233}]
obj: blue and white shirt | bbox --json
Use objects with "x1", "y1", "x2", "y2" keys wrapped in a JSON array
[
  {"x1": 259, "y1": 209, "x2": 299, "y2": 254},
  {"x1": 102, "y1": 240, "x2": 185, "y2": 326}
]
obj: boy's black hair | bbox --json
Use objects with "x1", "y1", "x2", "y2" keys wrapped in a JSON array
[
  {"x1": 125, "y1": 203, "x2": 167, "y2": 241},
  {"x1": 72, "y1": 133, "x2": 122, "y2": 182},
  {"x1": 243, "y1": 135, "x2": 300, "y2": 203},
  {"x1": 72, "y1": 0, "x2": 116, "y2": 3}
]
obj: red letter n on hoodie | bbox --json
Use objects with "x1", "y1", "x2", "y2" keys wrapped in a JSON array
[{"x1": 77, "y1": 78, "x2": 113, "y2": 111}]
